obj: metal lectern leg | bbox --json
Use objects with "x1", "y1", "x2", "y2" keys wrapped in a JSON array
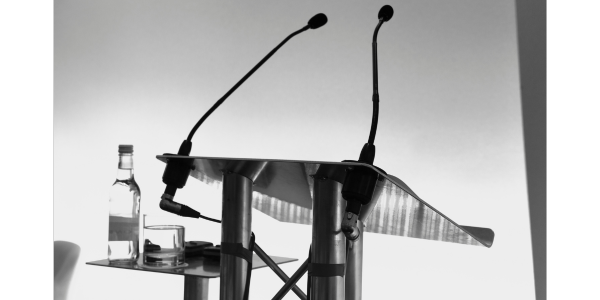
[
  {"x1": 345, "y1": 220, "x2": 364, "y2": 300},
  {"x1": 220, "y1": 172, "x2": 253, "y2": 300},
  {"x1": 311, "y1": 178, "x2": 345, "y2": 300},
  {"x1": 343, "y1": 177, "x2": 383, "y2": 300},
  {"x1": 184, "y1": 276, "x2": 209, "y2": 300}
]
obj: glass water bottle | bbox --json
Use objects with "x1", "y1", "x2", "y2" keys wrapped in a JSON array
[{"x1": 108, "y1": 144, "x2": 141, "y2": 264}]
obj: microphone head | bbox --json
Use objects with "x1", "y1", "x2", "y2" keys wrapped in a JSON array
[
  {"x1": 378, "y1": 5, "x2": 394, "y2": 22},
  {"x1": 308, "y1": 13, "x2": 328, "y2": 29}
]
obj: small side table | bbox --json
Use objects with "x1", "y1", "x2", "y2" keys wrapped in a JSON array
[{"x1": 87, "y1": 254, "x2": 297, "y2": 300}]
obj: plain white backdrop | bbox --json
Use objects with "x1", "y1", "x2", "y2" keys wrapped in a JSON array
[{"x1": 52, "y1": 1, "x2": 533, "y2": 299}]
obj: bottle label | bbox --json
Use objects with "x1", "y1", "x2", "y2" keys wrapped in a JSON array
[{"x1": 108, "y1": 216, "x2": 139, "y2": 241}]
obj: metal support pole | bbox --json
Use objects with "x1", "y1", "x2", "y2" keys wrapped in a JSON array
[
  {"x1": 311, "y1": 178, "x2": 345, "y2": 300},
  {"x1": 343, "y1": 178, "x2": 383, "y2": 300},
  {"x1": 344, "y1": 220, "x2": 364, "y2": 300},
  {"x1": 254, "y1": 243, "x2": 307, "y2": 300},
  {"x1": 220, "y1": 172, "x2": 253, "y2": 300},
  {"x1": 184, "y1": 276, "x2": 209, "y2": 300}
]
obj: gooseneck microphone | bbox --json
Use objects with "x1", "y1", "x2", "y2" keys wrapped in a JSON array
[
  {"x1": 160, "y1": 14, "x2": 328, "y2": 218},
  {"x1": 341, "y1": 5, "x2": 393, "y2": 240},
  {"x1": 364, "y1": 4, "x2": 394, "y2": 163},
  {"x1": 185, "y1": 13, "x2": 327, "y2": 143},
  {"x1": 378, "y1": 4, "x2": 394, "y2": 22}
]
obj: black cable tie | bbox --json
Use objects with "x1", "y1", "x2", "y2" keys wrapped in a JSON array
[
  {"x1": 307, "y1": 263, "x2": 345, "y2": 277},
  {"x1": 220, "y1": 233, "x2": 256, "y2": 300},
  {"x1": 221, "y1": 242, "x2": 253, "y2": 263}
]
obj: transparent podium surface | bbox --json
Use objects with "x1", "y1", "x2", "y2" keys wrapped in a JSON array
[
  {"x1": 87, "y1": 254, "x2": 297, "y2": 278},
  {"x1": 157, "y1": 155, "x2": 495, "y2": 248}
]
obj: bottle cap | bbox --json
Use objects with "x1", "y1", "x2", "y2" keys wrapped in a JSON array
[{"x1": 118, "y1": 144, "x2": 134, "y2": 154}]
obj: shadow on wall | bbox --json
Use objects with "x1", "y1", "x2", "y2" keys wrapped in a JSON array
[{"x1": 55, "y1": 241, "x2": 81, "y2": 300}]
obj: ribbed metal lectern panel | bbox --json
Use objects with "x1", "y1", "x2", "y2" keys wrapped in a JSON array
[{"x1": 157, "y1": 155, "x2": 494, "y2": 248}]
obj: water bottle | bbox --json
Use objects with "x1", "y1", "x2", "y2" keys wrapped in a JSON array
[{"x1": 108, "y1": 144, "x2": 141, "y2": 263}]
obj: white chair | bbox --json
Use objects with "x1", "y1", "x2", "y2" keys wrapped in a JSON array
[{"x1": 54, "y1": 241, "x2": 80, "y2": 300}]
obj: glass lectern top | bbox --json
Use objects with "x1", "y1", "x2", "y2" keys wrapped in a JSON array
[{"x1": 157, "y1": 155, "x2": 494, "y2": 248}]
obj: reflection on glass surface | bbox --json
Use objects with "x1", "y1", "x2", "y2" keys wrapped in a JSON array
[
  {"x1": 157, "y1": 156, "x2": 493, "y2": 248},
  {"x1": 366, "y1": 181, "x2": 480, "y2": 246},
  {"x1": 252, "y1": 192, "x2": 313, "y2": 225}
]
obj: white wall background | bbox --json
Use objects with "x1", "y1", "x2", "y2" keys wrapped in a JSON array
[{"x1": 54, "y1": 0, "x2": 534, "y2": 299}]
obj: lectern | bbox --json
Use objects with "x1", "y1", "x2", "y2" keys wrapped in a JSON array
[
  {"x1": 87, "y1": 5, "x2": 494, "y2": 299},
  {"x1": 154, "y1": 155, "x2": 494, "y2": 300}
]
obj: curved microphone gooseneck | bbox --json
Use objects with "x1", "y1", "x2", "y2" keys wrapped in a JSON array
[
  {"x1": 160, "y1": 13, "x2": 328, "y2": 218},
  {"x1": 341, "y1": 5, "x2": 394, "y2": 242},
  {"x1": 187, "y1": 13, "x2": 328, "y2": 142},
  {"x1": 362, "y1": 4, "x2": 394, "y2": 163},
  {"x1": 367, "y1": 19, "x2": 384, "y2": 147}
]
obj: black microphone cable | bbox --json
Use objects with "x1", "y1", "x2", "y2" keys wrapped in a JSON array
[{"x1": 199, "y1": 214, "x2": 221, "y2": 224}]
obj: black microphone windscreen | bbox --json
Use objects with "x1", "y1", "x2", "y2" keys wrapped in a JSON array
[
  {"x1": 308, "y1": 13, "x2": 328, "y2": 29},
  {"x1": 378, "y1": 5, "x2": 394, "y2": 22}
]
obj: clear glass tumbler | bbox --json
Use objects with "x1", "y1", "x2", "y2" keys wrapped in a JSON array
[{"x1": 142, "y1": 215, "x2": 185, "y2": 267}]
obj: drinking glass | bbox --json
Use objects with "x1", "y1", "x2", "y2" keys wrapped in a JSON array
[{"x1": 142, "y1": 214, "x2": 185, "y2": 267}]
